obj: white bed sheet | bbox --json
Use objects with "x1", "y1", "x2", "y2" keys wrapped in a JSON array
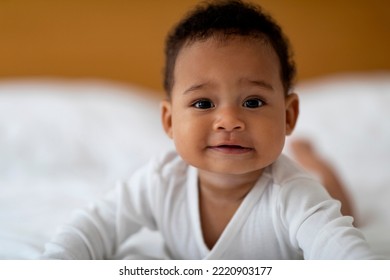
[{"x1": 1, "y1": 74, "x2": 389, "y2": 259}]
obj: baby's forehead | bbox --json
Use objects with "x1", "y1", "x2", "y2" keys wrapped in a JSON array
[
  {"x1": 171, "y1": 37, "x2": 284, "y2": 96},
  {"x1": 177, "y1": 35, "x2": 276, "y2": 64},
  {"x1": 176, "y1": 35, "x2": 280, "y2": 74}
]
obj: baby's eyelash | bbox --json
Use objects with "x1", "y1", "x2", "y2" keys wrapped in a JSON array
[
  {"x1": 242, "y1": 97, "x2": 266, "y2": 108},
  {"x1": 191, "y1": 99, "x2": 215, "y2": 109}
]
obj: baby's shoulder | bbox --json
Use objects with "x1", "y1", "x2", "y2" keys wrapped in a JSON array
[
  {"x1": 122, "y1": 150, "x2": 189, "y2": 197},
  {"x1": 271, "y1": 154, "x2": 317, "y2": 185},
  {"x1": 268, "y1": 155, "x2": 334, "y2": 217},
  {"x1": 269, "y1": 154, "x2": 328, "y2": 198},
  {"x1": 150, "y1": 149, "x2": 188, "y2": 177}
]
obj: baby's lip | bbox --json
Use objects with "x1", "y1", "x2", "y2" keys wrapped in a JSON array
[{"x1": 208, "y1": 144, "x2": 253, "y2": 154}]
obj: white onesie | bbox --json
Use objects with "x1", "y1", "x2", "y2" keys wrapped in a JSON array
[{"x1": 42, "y1": 151, "x2": 377, "y2": 259}]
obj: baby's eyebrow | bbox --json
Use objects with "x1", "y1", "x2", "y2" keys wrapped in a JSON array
[
  {"x1": 182, "y1": 79, "x2": 274, "y2": 95},
  {"x1": 183, "y1": 83, "x2": 209, "y2": 95},
  {"x1": 242, "y1": 78, "x2": 274, "y2": 91}
]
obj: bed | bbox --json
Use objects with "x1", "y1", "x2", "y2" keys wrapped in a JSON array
[{"x1": 1, "y1": 73, "x2": 389, "y2": 259}]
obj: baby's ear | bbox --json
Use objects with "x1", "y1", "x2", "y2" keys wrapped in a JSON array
[
  {"x1": 161, "y1": 100, "x2": 173, "y2": 139},
  {"x1": 285, "y1": 93, "x2": 299, "y2": 135}
]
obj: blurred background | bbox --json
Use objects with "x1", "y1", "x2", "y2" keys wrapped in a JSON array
[{"x1": 1, "y1": 0, "x2": 389, "y2": 95}]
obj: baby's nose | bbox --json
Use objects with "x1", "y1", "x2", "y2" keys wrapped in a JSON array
[{"x1": 213, "y1": 107, "x2": 245, "y2": 132}]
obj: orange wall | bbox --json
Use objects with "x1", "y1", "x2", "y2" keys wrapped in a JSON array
[{"x1": 1, "y1": 0, "x2": 389, "y2": 94}]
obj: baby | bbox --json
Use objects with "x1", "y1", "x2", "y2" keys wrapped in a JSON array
[{"x1": 42, "y1": 0, "x2": 377, "y2": 259}]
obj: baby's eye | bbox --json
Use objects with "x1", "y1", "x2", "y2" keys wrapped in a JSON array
[
  {"x1": 243, "y1": 98, "x2": 264, "y2": 108},
  {"x1": 192, "y1": 99, "x2": 215, "y2": 109}
]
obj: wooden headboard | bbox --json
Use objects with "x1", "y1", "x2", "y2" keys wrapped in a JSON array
[{"x1": 1, "y1": 0, "x2": 389, "y2": 95}]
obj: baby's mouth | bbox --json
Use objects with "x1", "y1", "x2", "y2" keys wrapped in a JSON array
[{"x1": 209, "y1": 145, "x2": 253, "y2": 154}]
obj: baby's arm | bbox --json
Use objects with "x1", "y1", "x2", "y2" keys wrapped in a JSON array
[
  {"x1": 41, "y1": 184, "x2": 141, "y2": 259},
  {"x1": 279, "y1": 178, "x2": 377, "y2": 259},
  {"x1": 41, "y1": 164, "x2": 159, "y2": 259}
]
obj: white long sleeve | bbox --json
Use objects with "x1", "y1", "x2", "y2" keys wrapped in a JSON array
[{"x1": 42, "y1": 151, "x2": 379, "y2": 259}]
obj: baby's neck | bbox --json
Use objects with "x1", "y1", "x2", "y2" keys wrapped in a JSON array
[
  {"x1": 198, "y1": 169, "x2": 263, "y2": 203},
  {"x1": 197, "y1": 169, "x2": 263, "y2": 249}
]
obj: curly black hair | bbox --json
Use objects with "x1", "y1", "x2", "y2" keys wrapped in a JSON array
[{"x1": 163, "y1": 0, "x2": 296, "y2": 96}]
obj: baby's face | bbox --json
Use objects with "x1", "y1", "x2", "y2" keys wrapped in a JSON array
[{"x1": 161, "y1": 36, "x2": 298, "y2": 177}]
